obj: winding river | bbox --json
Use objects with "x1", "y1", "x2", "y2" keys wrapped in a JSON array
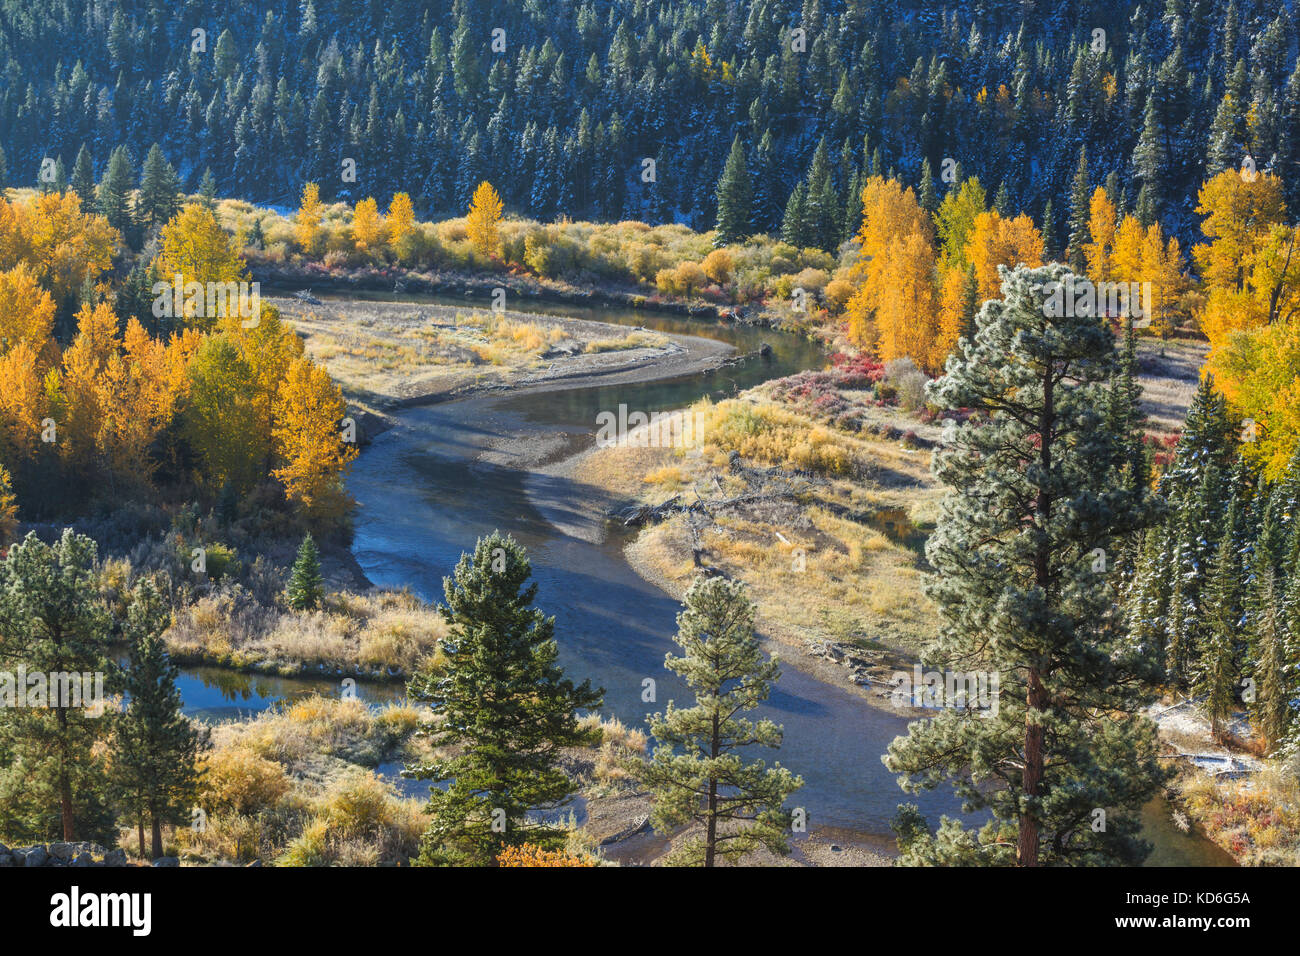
[{"x1": 181, "y1": 289, "x2": 1232, "y2": 866}]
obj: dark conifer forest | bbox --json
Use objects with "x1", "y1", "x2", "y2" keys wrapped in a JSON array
[{"x1": 1, "y1": 0, "x2": 1292, "y2": 246}]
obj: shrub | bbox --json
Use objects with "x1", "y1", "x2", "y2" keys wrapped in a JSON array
[
  {"x1": 198, "y1": 746, "x2": 292, "y2": 815},
  {"x1": 497, "y1": 844, "x2": 596, "y2": 867},
  {"x1": 884, "y1": 357, "x2": 930, "y2": 412},
  {"x1": 702, "y1": 248, "x2": 735, "y2": 284},
  {"x1": 824, "y1": 278, "x2": 855, "y2": 312}
]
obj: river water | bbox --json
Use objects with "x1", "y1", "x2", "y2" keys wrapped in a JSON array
[{"x1": 181, "y1": 288, "x2": 1233, "y2": 866}]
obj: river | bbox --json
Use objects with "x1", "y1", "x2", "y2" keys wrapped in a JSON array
[{"x1": 181, "y1": 288, "x2": 1232, "y2": 866}]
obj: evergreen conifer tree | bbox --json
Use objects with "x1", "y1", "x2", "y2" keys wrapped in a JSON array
[
  {"x1": 713, "y1": 134, "x2": 752, "y2": 247},
  {"x1": 285, "y1": 533, "x2": 324, "y2": 610},
  {"x1": 405, "y1": 533, "x2": 602, "y2": 866},
  {"x1": 886, "y1": 264, "x2": 1165, "y2": 866},
  {"x1": 114, "y1": 580, "x2": 207, "y2": 859},
  {"x1": 641, "y1": 576, "x2": 803, "y2": 866}
]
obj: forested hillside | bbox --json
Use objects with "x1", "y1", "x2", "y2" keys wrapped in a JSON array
[{"x1": 1, "y1": 0, "x2": 1295, "y2": 249}]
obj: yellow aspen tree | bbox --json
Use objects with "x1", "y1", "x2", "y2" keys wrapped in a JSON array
[
  {"x1": 296, "y1": 182, "x2": 325, "y2": 255},
  {"x1": 351, "y1": 197, "x2": 387, "y2": 256},
  {"x1": 845, "y1": 176, "x2": 934, "y2": 349},
  {"x1": 934, "y1": 265, "x2": 971, "y2": 367},
  {"x1": 1194, "y1": 169, "x2": 1287, "y2": 351},
  {"x1": 60, "y1": 301, "x2": 122, "y2": 471},
  {"x1": 223, "y1": 305, "x2": 303, "y2": 467},
  {"x1": 1083, "y1": 187, "x2": 1116, "y2": 284},
  {"x1": 934, "y1": 177, "x2": 987, "y2": 272},
  {"x1": 0, "y1": 263, "x2": 58, "y2": 359},
  {"x1": 272, "y1": 356, "x2": 358, "y2": 526},
  {"x1": 1110, "y1": 215, "x2": 1145, "y2": 282},
  {"x1": 158, "y1": 204, "x2": 250, "y2": 329},
  {"x1": 968, "y1": 211, "x2": 1044, "y2": 300},
  {"x1": 0, "y1": 197, "x2": 31, "y2": 270},
  {"x1": 0, "y1": 342, "x2": 48, "y2": 465},
  {"x1": 89, "y1": 318, "x2": 180, "y2": 488},
  {"x1": 387, "y1": 192, "x2": 416, "y2": 253},
  {"x1": 23, "y1": 191, "x2": 116, "y2": 302},
  {"x1": 873, "y1": 230, "x2": 941, "y2": 370},
  {"x1": 0, "y1": 463, "x2": 16, "y2": 548},
  {"x1": 466, "y1": 181, "x2": 504, "y2": 258},
  {"x1": 1143, "y1": 226, "x2": 1185, "y2": 338}
]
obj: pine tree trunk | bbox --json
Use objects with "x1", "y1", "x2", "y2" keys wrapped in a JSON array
[
  {"x1": 1018, "y1": 369, "x2": 1055, "y2": 868},
  {"x1": 705, "y1": 712, "x2": 719, "y2": 868},
  {"x1": 58, "y1": 707, "x2": 74, "y2": 840},
  {"x1": 139, "y1": 820, "x2": 147, "y2": 860},
  {"x1": 151, "y1": 805, "x2": 163, "y2": 860},
  {"x1": 1018, "y1": 666, "x2": 1045, "y2": 867}
]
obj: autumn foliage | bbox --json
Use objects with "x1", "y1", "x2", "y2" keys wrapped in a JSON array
[
  {"x1": 844, "y1": 175, "x2": 1044, "y2": 375},
  {"x1": 466, "y1": 181, "x2": 504, "y2": 258},
  {"x1": 0, "y1": 192, "x2": 356, "y2": 531},
  {"x1": 495, "y1": 844, "x2": 596, "y2": 867}
]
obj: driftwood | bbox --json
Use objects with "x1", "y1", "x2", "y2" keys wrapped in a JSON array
[
  {"x1": 599, "y1": 814, "x2": 651, "y2": 846},
  {"x1": 616, "y1": 451, "x2": 826, "y2": 578}
]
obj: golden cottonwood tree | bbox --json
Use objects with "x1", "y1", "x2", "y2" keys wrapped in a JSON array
[
  {"x1": 295, "y1": 182, "x2": 324, "y2": 255},
  {"x1": 351, "y1": 197, "x2": 387, "y2": 255},
  {"x1": 272, "y1": 357, "x2": 357, "y2": 525},
  {"x1": 0, "y1": 263, "x2": 57, "y2": 359},
  {"x1": 968, "y1": 211, "x2": 1045, "y2": 300},
  {"x1": 466, "y1": 181, "x2": 503, "y2": 257}
]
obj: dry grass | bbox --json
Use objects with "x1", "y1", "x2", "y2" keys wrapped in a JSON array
[
  {"x1": 1177, "y1": 758, "x2": 1300, "y2": 865},
  {"x1": 584, "y1": 330, "x2": 669, "y2": 353},
  {"x1": 166, "y1": 586, "x2": 447, "y2": 679},
  {"x1": 1136, "y1": 338, "x2": 1208, "y2": 438},
  {"x1": 575, "y1": 390, "x2": 943, "y2": 657},
  {"x1": 166, "y1": 695, "x2": 426, "y2": 866},
  {"x1": 270, "y1": 295, "x2": 683, "y2": 406}
]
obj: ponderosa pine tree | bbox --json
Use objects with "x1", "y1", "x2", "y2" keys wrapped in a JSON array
[
  {"x1": 285, "y1": 533, "x2": 324, "y2": 611},
  {"x1": 405, "y1": 533, "x2": 602, "y2": 866},
  {"x1": 713, "y1": 134, "x2": 752, "y2": 247},
  {"x1": 114, "y1": 579, "x2": 207, "y2": 859},
  {"x1": 885, "y1": 263, "x2": 1165, "y2": 867},
  {"x1": 0, "y1": 530, "x2": 117, "y2": 842},
  {"x1": 640, "y1": 576, "x2": 802, "y2": 866}
]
